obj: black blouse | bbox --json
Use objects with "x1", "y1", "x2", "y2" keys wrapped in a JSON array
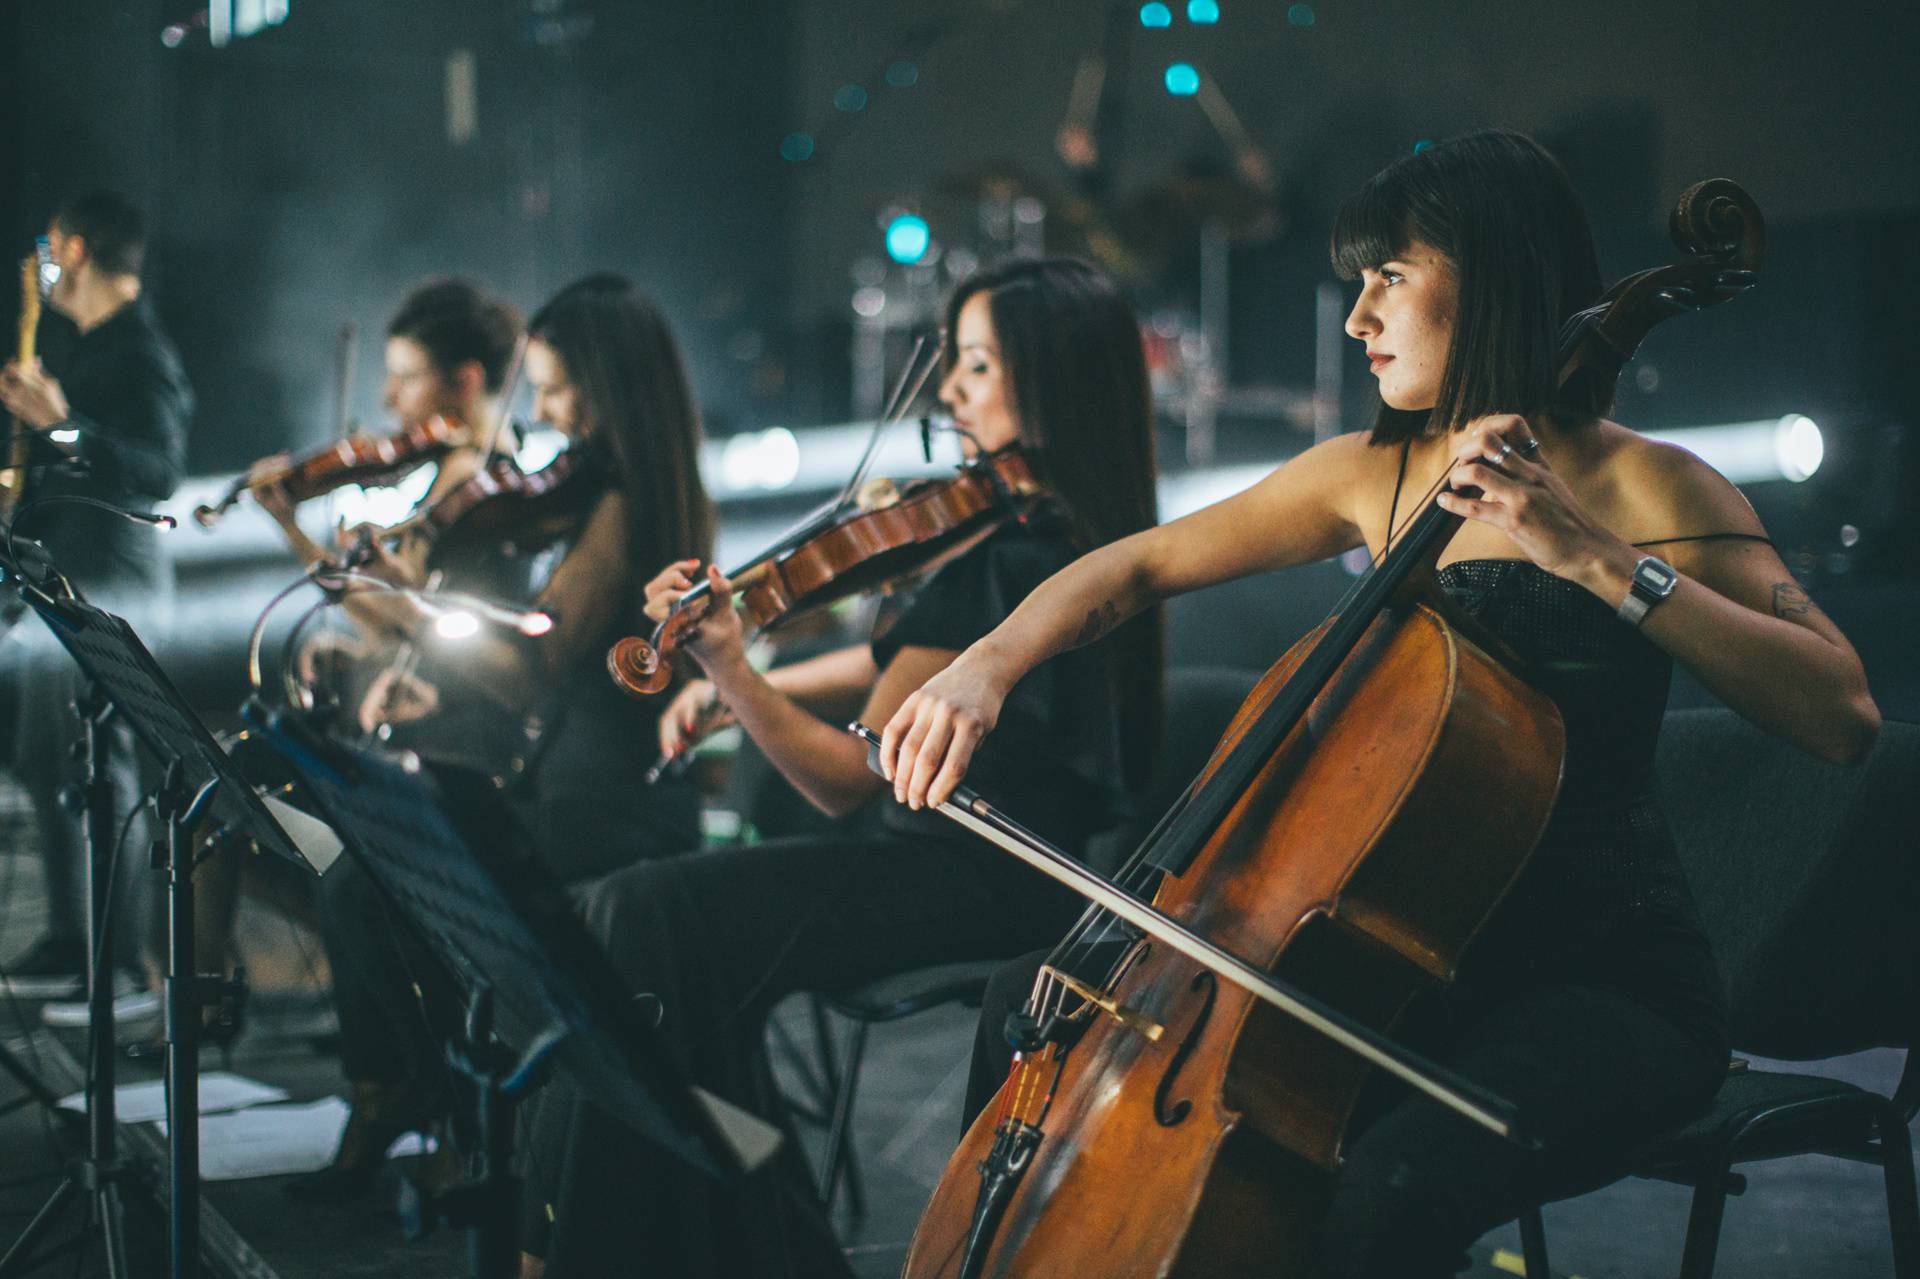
[{"x1": 870, "y1": 504, "x2": 1133, "y2": 856}]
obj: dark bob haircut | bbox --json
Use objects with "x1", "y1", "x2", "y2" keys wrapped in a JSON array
[
  {"x1": 52, "y1": 190, "x2": 148, "y2": 277},
  {"x1": 387, "y1": 278, "x2": 522, "y2": 393},
  {"x1": 942, "y1": 256, "x2": 1162, "y2": 790},
  {"x1": 1331, "y1": 130, "x2": 1607, "y2": 444}
]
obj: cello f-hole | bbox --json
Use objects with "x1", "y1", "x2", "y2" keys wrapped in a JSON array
[{"x1": 1154, "y1": 970, "x2": 1217, "y2": 1127}]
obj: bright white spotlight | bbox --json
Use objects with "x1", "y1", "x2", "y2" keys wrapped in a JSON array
[
  {"x1": 1645, "y1": 414, "x2": 1825, "y2": 485},
  {"x1": 518, "y1": 611, "x2": 555, "y2": 637},
  {"x1": 49, "y1": 428, "x2": 78, "y2": 445},
  {"x1": 721, "y1": 427, "x2": 802, "y2": 494},
  {"x1": 1775, "y1": 414, "x2": 1823, "y2": 483},
  {"x1": 433, "y1": 610, "x2": 481, "y2": 640}
]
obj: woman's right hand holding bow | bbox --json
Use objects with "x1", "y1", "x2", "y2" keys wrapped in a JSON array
[{"x1": 879, "y1": 642, "x2": 1015, "y2": 811}]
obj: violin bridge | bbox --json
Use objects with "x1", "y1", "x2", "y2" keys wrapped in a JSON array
[{"x1": 1049, "y1": 968, "x2": 1164, "y2": 1042}]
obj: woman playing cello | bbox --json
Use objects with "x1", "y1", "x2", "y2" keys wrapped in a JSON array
[
  {"x1": 883, "y1": 131, "x2": 1880, "y2": 1276},
  {"x1": 517, "y1": 256, "x2": 1162, "y2": 1277}
]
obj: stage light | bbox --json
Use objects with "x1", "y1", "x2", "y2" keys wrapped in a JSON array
[
  {"x1": 885, "y1": 214, "x2": 931, "y2": 264},
  {"x1": 514, "y1": 427, "x2": 567, "y2": 473},
  {"x1": 1140, "y1": 3, "x2": 1173, "y2": 27},
  {"x1": 1287, "y1": 3, "x2": 1315, "y2": 26},
  {"x1": 1645, "y1": 414, "x2": 1825, "y2": 485},
  {"x1": 834, "y1": 84, "x2": 869, "y2": 113},
  {"x1": 780, "y1": 132, "x2": 815, "y2": 162},
  {"x1": 1776, "y1": 413, "x2": 1824, "y2": 482},
  {"x1": 851, "y1": 286, "x2": 887, "y2": 318},
  {"x1": 885, "y1": 61, "x2": 919, "y2": 88},
  {"x1": 1188, "y1": 0, "x2": 1221, "y2": 24},
  {"x1": 721, "y1": 427, "x2": 802, "y2": 493},
  {"x1": 1164, "y1": 63, "x2": 1200, "y2": 95},
  {"x1": 433, "y1": 610, "x2": 481, "y2": 641}
]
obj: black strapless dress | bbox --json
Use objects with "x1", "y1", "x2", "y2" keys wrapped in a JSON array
[{"x1": 1435, "y1": 558, "x2": 1727, "y2": 1055}]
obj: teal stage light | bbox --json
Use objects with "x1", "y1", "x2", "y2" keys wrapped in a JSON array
[
  {"x1": 1140, "y1": 3, "x2": 1173, "y2": 28},
  {"x1": 1164, "y1": 62, "x2": 1200, "y2": 95},
  {"x1": 885, "y1": 215, "x2": 931, "y2": 264}
]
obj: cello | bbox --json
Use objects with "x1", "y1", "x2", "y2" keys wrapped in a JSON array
[{"x1": 876, "y1": 178, "x2": 1765, "y2": 1278}]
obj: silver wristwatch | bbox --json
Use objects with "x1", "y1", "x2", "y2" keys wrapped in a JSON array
[{"x1": 1617, "y1": 555, "x2": 1678, "y2": 627}]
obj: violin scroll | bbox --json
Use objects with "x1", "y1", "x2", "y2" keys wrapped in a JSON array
[{"x1": 608, "y1": 636, "x2": 671, "y2": 697}]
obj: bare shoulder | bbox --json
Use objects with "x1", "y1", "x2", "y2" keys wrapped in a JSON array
[{"x1": 1596, "y1": 420, "x2": 1766, "y2": 540}]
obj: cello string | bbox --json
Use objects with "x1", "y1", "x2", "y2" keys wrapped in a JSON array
[{"x1": 1044, "y1": 454, "x2": 1467, "y2": 984}]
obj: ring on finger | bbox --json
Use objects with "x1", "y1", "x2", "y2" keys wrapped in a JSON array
[{"x1": 1490, "y1": 441, "x2": 1512, "y2": 466}]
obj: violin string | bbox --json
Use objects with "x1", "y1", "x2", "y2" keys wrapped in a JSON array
[{"x1": 837, "y1": 332, "x2": 940, "y2": 508}]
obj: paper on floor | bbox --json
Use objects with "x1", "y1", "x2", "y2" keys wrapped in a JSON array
[
  {"x1": 153, "y1": 1096, "x2": 437, "y2": 1181},
  {"x1": 57, "y1": 1071, "x2": 289, "y2": 1123}
]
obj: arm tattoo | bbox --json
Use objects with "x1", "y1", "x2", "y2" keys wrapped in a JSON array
[
  {"x1": 1771, "y1": 580, "x2": 1819, "y2": 621},
  {"x1": 1072, "y1": 600, "x2": 1122, "y2": 648}
]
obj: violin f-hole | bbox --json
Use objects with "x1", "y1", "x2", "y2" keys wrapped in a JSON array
[{"x1": 1153, "y1": 969, "x2": 1217, "y2": 1127}]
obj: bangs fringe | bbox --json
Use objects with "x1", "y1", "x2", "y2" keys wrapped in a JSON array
[{"x1": 1330, "y1": 172, "x2": 1411, "y2": 281}]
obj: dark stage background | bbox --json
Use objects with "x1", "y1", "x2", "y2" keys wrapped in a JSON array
[{"x1": 2, "y1": 0, "x2": 1915, "y2": 707}]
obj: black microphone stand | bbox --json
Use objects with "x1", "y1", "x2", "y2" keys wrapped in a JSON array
[{"x1": 0, "y1": 681, "x2": 136, "y2": 1279}]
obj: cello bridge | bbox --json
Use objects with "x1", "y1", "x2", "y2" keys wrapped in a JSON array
[{"x1": 1048, "y1": 968, "x2": 1164, "y2": 1042}]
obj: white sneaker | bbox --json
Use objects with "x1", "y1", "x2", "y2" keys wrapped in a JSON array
[{"x1": 40, "y1": 983, "x2": 162, "y2": 1029}]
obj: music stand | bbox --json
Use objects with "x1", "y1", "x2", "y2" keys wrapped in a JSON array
[
  {"x1": 243, "y1": 704, "x2": 780, "y2": 1279},
  {"x1": 1, "y1": 587, "x2": 313, "y2": 1279}
]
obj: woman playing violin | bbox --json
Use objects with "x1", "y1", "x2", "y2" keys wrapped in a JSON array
[
  {"x1": 884, "y1": 132, "x2": 1880, "y2": 1277},
  {"x1": 516, "y1": 257, "x2": 1161, "y2": 1278},
  {"x1": 289, "y1": 273, "x2": 714, "y2": 1198}
]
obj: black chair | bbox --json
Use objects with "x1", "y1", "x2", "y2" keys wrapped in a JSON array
[
  {"x1": 1518, "y1": 709, "x2": 1920, "y2": 1279},
  {"x1": 808, "y1": 665, "x2": 1261, "y2": 1218}
]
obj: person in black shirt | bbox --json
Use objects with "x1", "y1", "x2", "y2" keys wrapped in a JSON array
[
  {"x1": 0, "y1": 190, "x2": 189, "y2": 1008},
  {"x1": 516, "y1": 257, "x2": 1163, "y2": 1279}
]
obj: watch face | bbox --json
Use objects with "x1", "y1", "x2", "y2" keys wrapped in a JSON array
[{"x1": 1635, "y1": 558, "x2": 1678, "y2": 597}]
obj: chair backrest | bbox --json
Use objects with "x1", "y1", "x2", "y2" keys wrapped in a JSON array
[
  {"x1": 1085, "y1": 665, "x2": 1259, "y2": 874},
  {"x1": 1654, "y1": 708, "x2": 1920, "y2": 1059}
]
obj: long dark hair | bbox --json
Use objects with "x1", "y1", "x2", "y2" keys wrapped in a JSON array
[
  {"x1": 943, "y1": 257, "x2": 1162, "y2": 790},
  {"x1": 528, "y1": 274, "x2": 714, "y2": 624},
  {"x1": 1331, "y1": 130, "x2": 1607, "y2": 444}
]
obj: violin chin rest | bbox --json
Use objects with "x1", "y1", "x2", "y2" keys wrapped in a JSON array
[{"x1": 607, "y1": 636, "x2": 670, "y2": 698}]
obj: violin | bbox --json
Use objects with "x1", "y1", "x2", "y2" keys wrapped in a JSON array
[
  {"x1": 606, "y1": 441, "x2": 1047, "y2": 696},
  {"x1": 387, "y1": 444, "x2": 603, "y2": 570},
  {"x1": 192, "y1": 414, "x2": 472, "y2": 529},
  {"x1": 893, "y1": 179, "x2": 1766, "y2": 1279}
]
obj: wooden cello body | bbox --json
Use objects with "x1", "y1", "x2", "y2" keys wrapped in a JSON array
[
  {"x1": 900, "y1": 177, "x2": 1766, "y2": 1278},
  {"x1": 904, "y1": 592, "x2": 1563, "y2": 1277}
]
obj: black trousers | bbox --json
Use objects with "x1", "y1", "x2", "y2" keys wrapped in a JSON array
[
  {"x1": 966, "y1": 942, "x2": 1727, "y2": 1279},
  {"x1": 519, "y1": 828, "x2": 1081, "y2": 1279}
]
